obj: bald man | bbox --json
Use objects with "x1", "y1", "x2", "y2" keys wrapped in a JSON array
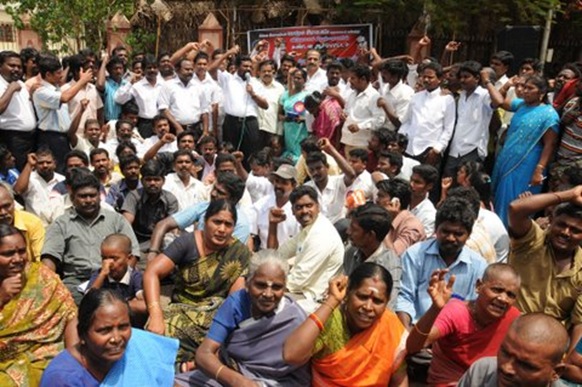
[{"x1": 458, "y1": 313, "x2": 568, "y2": 387}]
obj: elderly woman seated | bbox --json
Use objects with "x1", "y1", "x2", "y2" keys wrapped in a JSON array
[
  {"x1": 406, "y1": 263, "x2": 521, "y2": 385},
  {"x1": 283, "y1": 263, "x2": 408, "y2": 386},
  {"x1": 175, "y1": 249, "x2": 311, "y2": 386},
  {"x1": 0, "y1": 224, "x2": 77, "y2": 386},
  {"x1": 144, "y1": 199, "x2": 252, "y2": 368}
]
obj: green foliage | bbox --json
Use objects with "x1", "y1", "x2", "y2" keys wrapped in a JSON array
[{"x1": 0, "y1": 0, "x2": 134, "y2": 53}]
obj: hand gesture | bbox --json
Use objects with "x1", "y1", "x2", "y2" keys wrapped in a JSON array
[
  {"x1": 80, "y1": 98, "x2": 90, "y2": 111},
  {"x1": 246, "y1": 83, "x2": 254, "y2": 95},
  {"x1": 317, "y1": 137, "x2": 333, "y2": 154},
  {"x1": 529, "y1": 169, "x2": 544, "y2": 187},
  {"x1": 0, "y1": 273, "x2": 24, "y2": 304},
  {"x1": 419, "y1": 36, "x2": 431, "y2": 46},
  {"x1": 269, "y1": 207, "x2": 286, "y2": 224},
  {"x1": 100, "y1": 259, "x2": 112, "y2": 277},
  {"x1": 328, "y1": 275, "x2": 348, "y2": 303},
  {"x1": 130, "y1": 72, "x2": 142, "y2": 84},
  {"x1": 441, "y1": 177, "x2": 453, "y2": 191},
  {"x1": 161, "y1": 132, "x2": 176, "y2": 144},
  {"x1": 517, "y1": 191, "x2": 532, "y2": 200},
  {"x1": 229, "y1": 45, "x2": 241, "y2": 57},
  {"x1": 323, "y1": 86, "x2": 340, "y2": 99},
  {"x1": 377, "y1": 97, "x2": 389, "y2": 109},
  {"x1": 79, "y1": 67, "x2": 93, "y2": 84},
  {"x1": 425, "y1": 148, "x2": 440, "y2": 166},
  {"x1": 427, "y1": 269, "x2": 455, "y2": 309},
  {"x1": 101, "y1": 52, "x2": 110, "y2": 64},
  {"x1": 232, "y1": 150, "x2": 244, "y2": 163},
  {"x1": 189, "y1": 42, "x2": 201, "y2": 51},
  {"x1": 347, "y1": 124, "x2": 360, "y2": 133},
  {"x1": 9, "y1": 81, "x2": 21, "y2": 92},
  {"x1": 274, "y1": 37, "x2": 283, "y2": 46},
  {"x1": 27, "y1": 153, "x2": 37, "y2": 168},
  {"x1": 571, "y1": 186, "x2": 582, "y2": 206},
  {"x1": 444, "y1": 41, "x2": 461, "y2": 52},
  {"x1": 479, "y1": 69, "x2": 490, "y2": 85}
]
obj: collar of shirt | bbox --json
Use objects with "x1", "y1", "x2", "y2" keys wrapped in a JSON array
[
  {"x1": 424, "y1": 87, "x2": 442, "y2": 99},
  {"x1": 40, "y1": 79, "x2": 59, "y2": 91},
  {"x1": 12, "y1": 210, "x2": 29, "y2": 233},
  {"x1": 425, "y1": 238, "x2": 473, "y2": 267},
  {"x1": 69, "y1": 206, "x2": 106, "y2": 223},
  {"x1": 138, "y1": 188, "x2": 171, "y2": 206},
  {"x1": 108, "y1": 267, "x2": 132, "y2": 285}
]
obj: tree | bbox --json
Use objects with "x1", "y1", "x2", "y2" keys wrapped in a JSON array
[{"x1": 0, "y1": 0, "x2": 134, "y2": 53}]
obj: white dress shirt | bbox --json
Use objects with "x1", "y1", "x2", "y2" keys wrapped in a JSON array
[
  {"x1": 397, "y1": 156, "x2": 420, "y2": 182},
  {"x1": 278, "y1": 213, "x2": 344, "y2": 313},
  {"x1": 347, "y1": 170, "x2": 375, "y2": 200},
  {"x1": 340, "y1": 84, "x2": 383, "y2": 147},
  {"x1": 217, "y1": 70, "x2": 263, "y2": 118},
  {"x1": 114, "y1": 78, "x2": 163, "y2": 119},
  {"x1": 306, "y1": 175, "x2": 347, "y2": 224},
  {"x1": 162, "y1": 173, "x2": 206, "y2": 211},
  {"x1": 479, "y1": 208, "x2": 509, "y2": 262},
  {"x1": 400, "y1": 87, "x2": 456, "y2": 155},
  {"x1": 381, "y1": 80, "x2": 415, "y2": 130},
  {"x1": 138, "y1": 135, "x2": 177, "y2": 158},
  {"x1": 245, "y1": 173, "x2": 274, "y2": 204},
  {"x1": 251, "y1": 194, "x2": 299, "y2": 250},
  {"x1": 23, "y1": 171, "x2": 65, "y2": 226},
  {"x1": 62, "y1": 81, "x2": 103, "y2": 134},
  {"x1": 305, "y1": 67, "x2": 328, "y2": 93},
  {"x1": 449, "y1": 86, "x2": 494, "y2": 158},
  {"x1": 158, "y1": 77, "x2": 209, "y2": 125},
  {"x1": 0, "y1": 77, "x2": 36, "y2": 131},
  {"x1": 33, "y1": 80, "x2": 71, "y2": 132},
  {"x1": 257, "y1": 80, "x2": 285, "y2": 135},
  {"x1": 409, "y1": 195, "x2": 436, "y2": 237}
]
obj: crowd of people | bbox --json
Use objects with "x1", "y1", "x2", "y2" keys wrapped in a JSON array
[{"x1": 1, "y1": 33, "x2": 582, "y2": 386}]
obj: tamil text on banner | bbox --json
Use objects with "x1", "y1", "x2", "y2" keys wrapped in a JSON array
[{"x1": 247, "y1": 24, "x2": 373, "y2": 64}]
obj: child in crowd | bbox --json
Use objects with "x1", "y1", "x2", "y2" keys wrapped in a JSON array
[{"x1": 87, "y1": 233, "x2": 146, "y2": 325}]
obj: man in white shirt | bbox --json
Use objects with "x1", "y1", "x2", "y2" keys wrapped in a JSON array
[
  {"x1": 162, "y1": 149, "x2": 206, "y2": 211},
  {"x1": 158, "y1": 58, "x2": 209, "y2": 138},
  {"x1": 115, "y1": 54, "x2": 163, "y2": 139},
  {"x1": 304, "y1": 49, "x2": 328, "y2": 93},
  {"x1": 191, "y1": 52, "x2": 222, "y2": 138},
  {"x1": 444, "y1": 61, "x2": 499, "y2": 177},
  {"x1": 267, "y1": 185, "x2": 344, "y2": 312},
  {"x1": 305, "y1": 138, "x2": 356, "y2": 225},
  {"x1": 399, "y1": 62, "x2": 456, "y2": 170},
  {"x1": 138, "y1": 115, "x2": 177, "y2": 158},
  {"x1": 0, "y1": 51, "x2": 37, "y2": 170},
  {"x1": 347, "y1": 148, "x2": 375, "y2": 200},
  {"x1": 340, "y1": 64, "x2": 384, "y2": 156},
  {"x1": 61, "y1": 54, "x2": 104, "y2": 137},
  {"x1": 378, "y1": 59, "x2": 414, "y2": 131},
  {"x1": 13, "y1": 149, "x2": 65, "y2": 226},
  {"x1": 408, "y1": 164, "x2": 439, "y2": 237},
  {"x1": 256, "y1": 59, "x2": 284, "y2": 149},
  {"x1": 251, "y1": 164, "x2": 299, "y2": 250},
  {"x1": 208, "y1": 45, "x2": 268, "y2": 169}
]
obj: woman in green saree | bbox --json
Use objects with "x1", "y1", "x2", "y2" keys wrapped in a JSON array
[{"x1": 143, "y1": 199, "x2": 251, "y2": 368}]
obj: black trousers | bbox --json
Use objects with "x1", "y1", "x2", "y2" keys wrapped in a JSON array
[
  {"x1": 443, "y1": 148, "x2": 482, "y2": 178},
  {"x1": 37, "y1": 131, "x2": 70, "y2": 174},
  {"x1": 0, "y1": 129, "x2": 36, "y2": 172},
  {"x1": 223, "y1": 114, "x2": 260, "y2": 169},
  {"x1": 137, "y1": 117, "x2": 154, "y2": 139}
]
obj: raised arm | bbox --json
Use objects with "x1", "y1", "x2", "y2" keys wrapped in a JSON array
[
  {"x1": 147, "y1": 216, "x2": 179, "y2": 262},
  {"x1": 67, "y1": 99, "x2": 89, "y2": 147},
  {"x1": 406, "y1": 269, "x2": 454, "y2": 354},
  {"x1": 319, "y1": 138, "x2": 356, "y2": 186},
  {"x1": 170, "y1": 42, "x2": 200, "y2": 65},
  {"x1": 283, "y1": 276, "x2": 346, "y2": 365},
  {"x1": 481, "y1": 68, "x2": 505, "y2": 109},
  {"x1": 508, "y1": 185, "x2": 582, "y2": 238},
  {"x1": 13, "y1": 153, "x2": 36, "y2": 195},
  {"x1": 208, "y1": 45, "x2": 240, "y2": 74},
  {"x1": 232, "y1": 151, "x2": 249, "y2": 182},
  {"x1": 96, "y1": 53, "x2": 109, "y2": 92},
  {"x1": 61, "y1": 68, "x2": 93, "y2": 103}
]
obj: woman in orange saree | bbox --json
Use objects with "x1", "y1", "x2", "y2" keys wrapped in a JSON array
[{"x1": 283, "y1": 262, "x2": 408, "y2": 387}]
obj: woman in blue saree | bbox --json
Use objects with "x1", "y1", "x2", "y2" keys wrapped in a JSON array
[
  {"x1": 492, "y1": 75, "x2": 559, "y2": 226},
  {"x1": 279, "y1": 69, "x2": 310, "y2": 163},
  {"x1": 175, "y1": 250, "x2": 311, "y2": 387}
]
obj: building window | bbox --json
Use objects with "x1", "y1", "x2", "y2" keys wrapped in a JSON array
[{"x1": 0, "y1": 24, "x2": 15, "y2": 42}]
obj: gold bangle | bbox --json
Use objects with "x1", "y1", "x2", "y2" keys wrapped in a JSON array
[
  {"x1": 147, "y1": 301, "x2": 161, "y2": 310},
  {"x1": 414, "y1": 324, "x2": 430, "y2": 336},
  {"x1": 215, "y1": 365, "x2": 225, "y2": 380}
]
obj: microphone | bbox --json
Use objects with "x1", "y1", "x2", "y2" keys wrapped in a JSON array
[{"x1": 244, "y1": 72, "x2": 251, "y2": 83}]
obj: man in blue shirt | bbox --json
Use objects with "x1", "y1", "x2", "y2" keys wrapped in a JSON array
[{"x1": 395, "y1": 197, "x2": 487, "y2": 329}]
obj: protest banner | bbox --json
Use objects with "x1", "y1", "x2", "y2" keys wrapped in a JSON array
[{"x1": 247, "y1": 24, "x2": 373, "y2": 64}]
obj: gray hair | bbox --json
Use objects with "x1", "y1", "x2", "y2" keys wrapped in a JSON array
[
  {"x1": 0, "y1": 182, "x2": 14, "y2": 200},
  {"x1": 248, "y1": 249, "x2": 289, "y2": 280}
]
